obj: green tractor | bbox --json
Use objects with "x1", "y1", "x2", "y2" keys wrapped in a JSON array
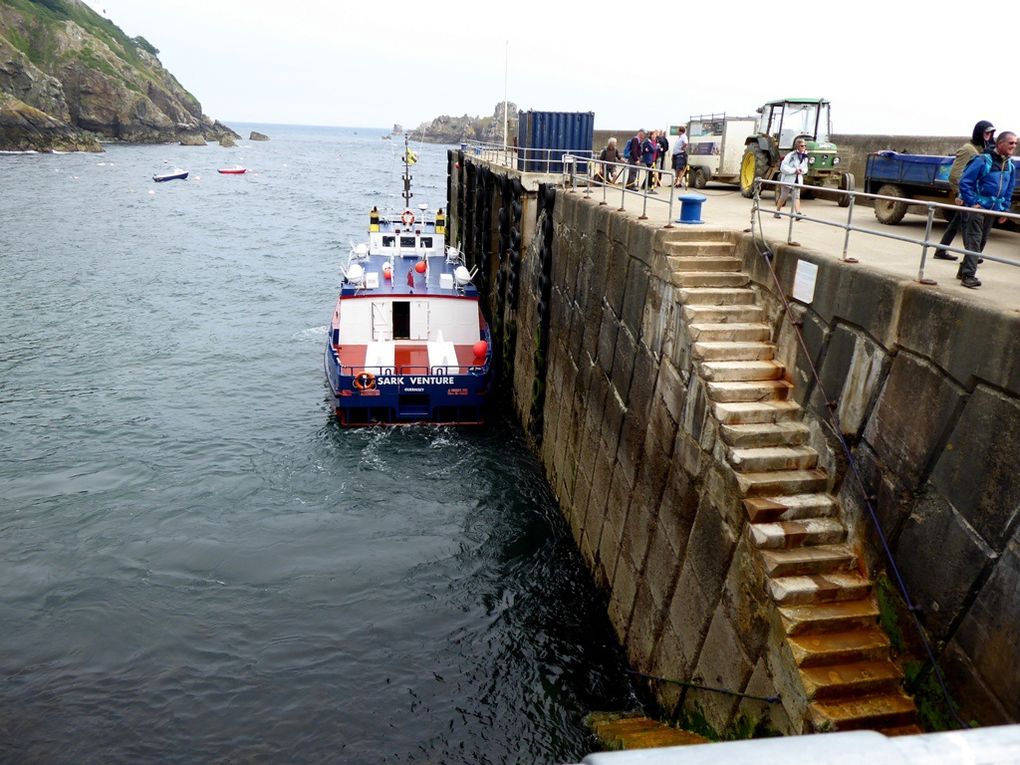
[{"x1": 739, "y1": 98, "x2": 853, "y2": 206}]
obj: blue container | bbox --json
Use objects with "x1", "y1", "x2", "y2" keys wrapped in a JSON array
[{"x1": 516, "y1": 110, "x2": 594, "y2": 174}]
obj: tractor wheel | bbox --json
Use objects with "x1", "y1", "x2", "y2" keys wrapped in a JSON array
[
  {"x1": 874, "y1": 184, "x2": 908, "y2": 225},
  {"x1": 740, "y1": 146, "x2": 769, "y2": 198},
  {"x1": 837, "y1": 172, "x2": 855, "y2": 208},
  {"x1": 691, "y1": 166, "x2": 708, "y2": 189}
]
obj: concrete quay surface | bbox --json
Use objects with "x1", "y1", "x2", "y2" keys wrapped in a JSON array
[{"x1": 575, "y1": 179, "x2": 1020, "y2": 314}]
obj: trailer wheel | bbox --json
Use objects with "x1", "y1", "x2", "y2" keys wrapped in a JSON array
[
  {"x1": 691, "y1": 167, "x2": 708, "y2": 189},
  {"x1": 739, "y1": 145, "x2": 768, "y2": 198},
  {"x1": 874, "y1": 184, "x2": 908, "y2": 224},
  {"x1": 837, "y1": 172, "x2": 855, "y2": 208}
]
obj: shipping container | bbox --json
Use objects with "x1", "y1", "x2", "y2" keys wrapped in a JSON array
[{"x1": 516, "y1": 110, "x2": 594, "y2": 174}]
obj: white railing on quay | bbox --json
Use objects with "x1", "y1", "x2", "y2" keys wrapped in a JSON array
[{"x1": 754, "y1": 178, "x2": 1020, "y2": 284}]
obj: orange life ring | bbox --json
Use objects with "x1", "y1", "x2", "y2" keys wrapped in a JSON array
[
  {"x1": 401, "y1": 210, "x2": 415, "y2": 226},
  {"x1": 352, "y1": 371, "x2": 376, "y2": 390}
]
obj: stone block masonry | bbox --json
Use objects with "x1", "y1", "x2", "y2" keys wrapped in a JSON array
[{"x1": 450, "y1": 156, "x2": 1020, "y2": 735}]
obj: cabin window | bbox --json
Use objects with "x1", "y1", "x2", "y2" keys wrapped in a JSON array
[
  {"x1": 420, "y1": 237, "x2": 433, "y2": 249},
  {"x1": 400, "y1": 236, "x2": 416, "y2": 248},
  {"x1": 382, "y1": 236, "x2": 396, "y2": 248},
  {"x1": 393, "y1": 301, "x2": 410, "y2": 339}
]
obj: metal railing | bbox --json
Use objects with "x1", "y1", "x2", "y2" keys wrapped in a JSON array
[
  {"x1": 754, "y1": 179, "x2": 1020, "y2": 282},
  {"x1": 462, "y1": 141, "x2": 594, "y2": 175}
]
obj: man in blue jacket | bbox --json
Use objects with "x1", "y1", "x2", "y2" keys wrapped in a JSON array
[{"x1": 957, "y1": 131, "x2": 1017, "y2": 288}]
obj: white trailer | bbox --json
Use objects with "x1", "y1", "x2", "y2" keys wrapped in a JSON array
[{"x1": 685, "y1": 113, "x2": 757, "y2": 188}]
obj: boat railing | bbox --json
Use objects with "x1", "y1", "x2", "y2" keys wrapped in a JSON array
[{"x1": 337, "y1": 364, "x2": 488, "y2": 377}]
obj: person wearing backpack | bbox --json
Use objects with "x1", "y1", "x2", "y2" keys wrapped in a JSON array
[{"x1": 624, "y1": 129, "x2": 645, "y2": 189}]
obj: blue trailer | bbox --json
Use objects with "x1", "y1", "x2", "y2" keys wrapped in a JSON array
[{"x1": 865, "y1": 150, "x2": 1020, "y2": 225}]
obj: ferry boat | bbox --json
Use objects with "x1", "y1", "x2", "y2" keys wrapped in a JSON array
[{"x1": 323, "y1": 141, "x2": 491, "y2": 425}]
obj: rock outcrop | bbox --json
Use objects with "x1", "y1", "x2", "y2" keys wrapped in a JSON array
[
  {"x1": 414, "y1": 102, "x2": 518, "y2": 144},
  {"x1": 0, "y1": 0, "x2": 237, "y2": 152},
  {"x1": 249, "y1": 130, "x2": 269, "y2": 141}
]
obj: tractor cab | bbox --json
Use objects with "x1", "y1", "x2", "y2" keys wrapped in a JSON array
[{"x1": 756, "y1": 98, "x2": 833, "y2": 151}]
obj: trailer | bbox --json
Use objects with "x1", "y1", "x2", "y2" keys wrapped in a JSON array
[
  {"x1": 864, "y1": 151, "x2": 1020, "y2": 225},
  {"x1": 685, "y1": 113, "x2": 757, "y2": 189}
]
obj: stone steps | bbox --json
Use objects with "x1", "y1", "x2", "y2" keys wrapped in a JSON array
[
  {"x1": 668, "y1": 255, "x2": 743, "y2": 272},
  {"x1": 700, "y1": 359, "x2": 784, "y2": 382},
  {"x1": 730, "y1": 445, "x2": 818, "y2": 473},
  {"x1": 708, "y1": 380, "x2": 793, "y2": 405},
  {"x1": 749, "y1": 517, "x2": 847, "y2": 549},
  {"x1": 721, "y1": 421, "x2": 810, "y2": 448},
  {"x1": 800, "y1": 659, "x2": 904, "y2": 700},
  {"x1": 714, "y1": 400, "x2": 802, "y2": 426},
  {"x1": 778, "y1": 598, "x2": 881, "y2": 636},
  {"x1": 809, "y1": 692, "x2": 917, "y2": 732},
  {"x1": 689, "y1": 322, "x2": 771, "y2": 343},
  {"x1": 671, "y1": 271, "x2": 750, "y2": 288},
  {"x1": 693, "y1": 341, "x2": 776, "y2": 362},
  {"x1": 761, "y1": 544, "x2": 857, "y2": 577},
  {"x1": 734, "y1": 468, "x2": 829, "y2": 498},
  {"x1": 677, "y1": 237, "x2": 918, "y2": 733},
  {"x1": 664, "y1": 238, "x2": 737, "y2": 256},
  {"x1": 678, "y1": 287, "x2": 757, "y2": 306},
  {"x1": 683, "y1": 304, "x2": 765, "y2": 325},
  {"x1": 789, "y1": 628, "x2": 891, "y2": 667},
  {"x1": 743, "y1": 493, "x2": 837, "y2": 522},
  {"x1": 768, "y1": 572, "x2": 872, "y2": 606}
]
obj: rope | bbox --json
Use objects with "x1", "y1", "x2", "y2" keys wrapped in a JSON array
[
  {"x1": 626, "y1": 669, "x2": 780, "y2": 704},
  {"x1": 748, "y1": 190, "x2": 971, "y2": 729}
]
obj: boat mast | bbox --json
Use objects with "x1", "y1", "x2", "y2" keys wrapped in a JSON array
[{"x1": 402, "y1": 134, "x2": 413, "y2": 209}]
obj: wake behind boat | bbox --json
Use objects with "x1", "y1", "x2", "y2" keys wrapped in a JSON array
[
  {"x1": 323, "y1": 139, "x2": 492, "y2": 425},
  {"x1": 153, "y1": 168, "x2": 188, "y2": 182}
]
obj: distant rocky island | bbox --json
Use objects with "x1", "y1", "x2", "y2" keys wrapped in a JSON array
[
  {"x1": 413, "y1": 102, "x2": 518, "y2": 144},
  {"x1": 0, "y1": 0, "x2": 236, "y2": 152}
]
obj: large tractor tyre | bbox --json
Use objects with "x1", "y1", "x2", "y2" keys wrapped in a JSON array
[
  {"x1": 837, "y1": 172, "x2": 855, "y2": 208},
  {"x1": 739, "y1": 146, "x2": 769, "y2": 198},
  {"x1": 874, "y1": 184, "x2": 908, "y2": 225},
  {"x1": 691, "y1": 166, "x2": 708, "y2": 190}
]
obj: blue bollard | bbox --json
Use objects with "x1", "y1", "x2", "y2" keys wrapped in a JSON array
[{"x1": 676, "y1": 193, "x2": 707, "y2": 224}]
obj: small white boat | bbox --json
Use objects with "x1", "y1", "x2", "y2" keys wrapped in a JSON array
[{"x1": 153, "y1": 168, "x2": 188, "y2": 182}]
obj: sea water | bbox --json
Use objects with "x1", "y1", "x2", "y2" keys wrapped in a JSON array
[{"x1": 0, "y1": 125, "x2": 635, "y2": 763}]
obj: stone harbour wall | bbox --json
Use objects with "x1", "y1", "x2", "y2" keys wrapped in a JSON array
[{"x1": 449, "y1": 154, "x2": 1020, "y2": 735}]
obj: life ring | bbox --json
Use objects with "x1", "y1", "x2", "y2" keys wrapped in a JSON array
[
  {"x1": 352, "y1": 371, "x2": 376, "y2": 390},
  {"x1": 401, "y1": 210, "x2": 415, "y2": 226}
]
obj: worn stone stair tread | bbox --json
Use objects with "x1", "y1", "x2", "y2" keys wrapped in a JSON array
[
  {"x1": 668, "y1": 255, "x2": 742, "y2": 272},
  {"x1": 768, "y1": 572, "x2": 872, "y2": 605},
  {"x1": 693, "y1": 341, "x2": 776, "y2": 362},
  {"x1": 733, "y1": 468, "x2": 828, "y2": 497},
  {"x1": 671, "y1": 271, "x2": 750, "y2": 288},
  {"x1": 714, "y1": 400, "x2": 800, "y2": 425},
  {"x1": 664, "y1": 239, "x2": 736, "y2": 255},
  {"x1": 800, "y1": 659, "x2": 904, "y2": 700},
  {"x1": 730, "y1": 444, "x2": 818, "y2": 472},
  {"x1": 809, "y1": 691, "x2": 917, "y2": 731},
  {"x1": 690, "y1": 322, "x2": 771, "y2": 342},
  {"x1": 721, "y1": 421, "x2": 810, "y2": 448},
  {"x1": 788, "y1": 628, "x2": 890, "y2": 666},
  {"x1": 708, "y1": 379, "x2": 793, "y2": 404},
  {"x1": 743, "y1": 493, "x2": 836, "y2": 522},
  {"x1": 760, "y1": 544, "x2": 856, "y2": 576},
  {"x1": 678, "y1": 287, "x2": 757, "y2": 306},
  {"x1": 700, "y1": 360, "x2": 785, "y2": 382},
  {"x1": 683, "y1": 305, "x2": 765, "y2": 325},
  {"x1": 778, "y1": 598, "x2": 881, "y2": 635},
  {"x1": 749, "y1": 517, "x2": 847, "y2": 549}
]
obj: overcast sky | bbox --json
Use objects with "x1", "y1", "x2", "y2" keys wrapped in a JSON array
[{"x1": 81, "y1": 0, "x2": 1017, "y2": 137}]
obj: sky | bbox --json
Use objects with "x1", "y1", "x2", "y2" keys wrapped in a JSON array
[{"x1": 80, "y1": 0, "x2": 1018, "y2": 137}]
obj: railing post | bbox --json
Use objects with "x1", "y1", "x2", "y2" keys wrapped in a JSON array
[
  {"x1": 918, "y1": 205, "x2": 937, "y2": 285},
  {"x1": 665, "y1": 171, "x2": 676, "y2": 228},
  {"x1": 841, "y1": 192, "x2": 858, "y2": 263}
]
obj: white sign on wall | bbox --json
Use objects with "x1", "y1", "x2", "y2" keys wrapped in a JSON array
[{"x1": 793, "y1": 259, "x2": 818, "y2": 304}]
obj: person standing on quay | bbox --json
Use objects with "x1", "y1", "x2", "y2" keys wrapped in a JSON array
[
  {"x1": 956, "y1": 131, "x2": 1017, "y2": 289},
  {"x1": 625, "y1": 129, "x2": 645, "y2": 189},
  {"x1": 933, "y1": 120, "x2": 996, "y2": 260},
  {"x1": 672, "y1": 126, "x2": 689, "y2": 187},
  {"x1": 775, "y1": 137, "x2": 809, "y2": 218}
]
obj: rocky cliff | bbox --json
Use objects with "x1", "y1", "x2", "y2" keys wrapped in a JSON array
[
  {"x1": 0, "y1": 0, "x2": 236, "y2": 151},
  {"x1": 414, "y1": 102, "x2": 518, "y2": 145}
]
